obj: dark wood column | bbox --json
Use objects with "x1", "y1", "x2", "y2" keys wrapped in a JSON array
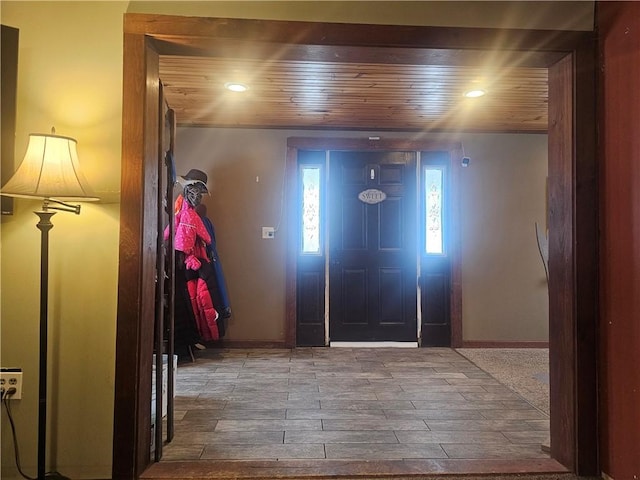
[{"x1": 113, "y1": 33, "x2": 160, "y2": 480}]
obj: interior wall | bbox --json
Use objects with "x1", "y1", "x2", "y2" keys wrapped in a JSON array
[
  {"x1": 175, "y1": 128, "x2": 548, "y2": 344},
  {"x1": 127, "y1": 1, "x2": 594, "y2": 31},
  {"x1": 460, "y1": 134, "x2": 549, "y2": 342},
  {"x1": 598, "y1": 2, "x2": 640, "y2": 478},
  {"x1": 0, "y1": 2, "x2": 126, "y2": 479}
]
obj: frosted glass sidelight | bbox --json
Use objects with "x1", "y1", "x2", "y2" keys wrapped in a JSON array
[
  {"x1": 301, "y1": 167, "x2": 321, "y2": 253},
  {"x1": 425, "y1": 168, "x2": 444, "y2": 254}
]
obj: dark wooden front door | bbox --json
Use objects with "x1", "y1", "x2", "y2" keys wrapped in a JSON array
[{"x1": 329, "y1": 150, "x2": 417, "y2": 342}]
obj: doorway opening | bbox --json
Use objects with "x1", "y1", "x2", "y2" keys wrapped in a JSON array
[
  {"x1": 293, "y1": 142, "x2": 461, "y2": 348},
  {"x1": 115, "y1": 14, "x2": 598, "y2": 480}
]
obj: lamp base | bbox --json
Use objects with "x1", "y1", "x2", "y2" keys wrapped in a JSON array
[{"x1": 45, "y1": 472, "x2": 71, "y2": 480}]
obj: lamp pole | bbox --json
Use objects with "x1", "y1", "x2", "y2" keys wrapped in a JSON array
[
  {"x1": 35, "y1": 210, "x2": 54, "y2": 480},
  {"x1": 35, "y1": 209, "x2": 71, "y2": 480},
  {"x1": 1, "y1": 130, "x2": 96, "y2": 480}
]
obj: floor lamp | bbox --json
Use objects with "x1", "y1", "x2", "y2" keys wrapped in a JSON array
[{"x1": 1, "y1": 129, "x2": 99, "y2": 480}]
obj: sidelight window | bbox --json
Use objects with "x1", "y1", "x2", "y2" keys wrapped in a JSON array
[
  {"x1": 301, "y1": 166, "x2": 321, "y2": 254},
  {"x1": 424, "y1": 166, "x2": 445, "y2": 254}
]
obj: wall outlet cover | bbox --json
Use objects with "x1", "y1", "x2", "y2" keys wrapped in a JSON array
[
  {"x1": 0, "y1": 368, "x2": 23, "y2": 400},
  {"x1": 262, "y1": 227, "x2": 275, "y2": 239}
]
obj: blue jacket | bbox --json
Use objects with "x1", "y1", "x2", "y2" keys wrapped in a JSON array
[{"x1": 200, "y1": 215, "x2": 232, "y2": 319}]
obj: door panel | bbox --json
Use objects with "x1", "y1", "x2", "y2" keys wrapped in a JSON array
[
  {"x1": 380, "y1": 197, "x2": 403, "y2": 248},
  {"x1": 342, "y1": 268, "x2": 367, "y2": 324},
  {"x1": 379, "y1": 268, "x2": 404, "y2": 324},
  {"x1": 343, "y1": 198, "x2": 367, "y2": 249},
  {"x1": 298, "y1": 272, "x2": 324, "y2": 324},
  {"x1": 329, "y1": 151, "x2": 417, "y2": 342}
]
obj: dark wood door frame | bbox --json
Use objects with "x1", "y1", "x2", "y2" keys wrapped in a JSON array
[
  {"x1": 114, "y1": 13, "x2": 598, "y2": 479},
  {"x1": 285, "y1": 138, "x2": 464, "y2": 348}
]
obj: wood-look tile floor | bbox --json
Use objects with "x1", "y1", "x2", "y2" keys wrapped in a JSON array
[{"x1": 158, "y1": 347, "x2": 553, "y2": 469}]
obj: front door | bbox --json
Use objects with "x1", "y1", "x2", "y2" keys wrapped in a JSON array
[{"x1": 328, "y1": 150, "x2": 417, "y2": 342}]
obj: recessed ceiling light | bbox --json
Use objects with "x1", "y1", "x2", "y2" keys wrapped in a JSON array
[
  {"x1": 224, "y1": 82, "x2": 248, "y2": 92},
  {"x1": 463, "y1": 89, "x2": 487, "y2": 98}
]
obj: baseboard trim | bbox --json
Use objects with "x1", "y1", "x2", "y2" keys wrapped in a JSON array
[
  {"x1": 206, "y1": 340, "x2": 550, "y2": 349},
  {"x1": 331, "y1": 341, "x2": 418, "y2": 348},
  {"x1": 461, "y1": 341, "x2": 549, "y2": 348},
  {"x1": 213, "y1": 340, "x2": 290, "y2": 349}
]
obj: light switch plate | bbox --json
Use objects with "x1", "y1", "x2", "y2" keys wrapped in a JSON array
[{"x1": 262, "y1": 227, "x2": 275, "y2": 239}]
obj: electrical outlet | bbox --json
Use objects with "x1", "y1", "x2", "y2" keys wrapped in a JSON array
[{"x1": 0, "y1": 368, "x2": 23, "y2": 400}]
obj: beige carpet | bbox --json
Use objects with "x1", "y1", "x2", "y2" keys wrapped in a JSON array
[{"x1": 455, "y1": 348, "x2": 549, "y2": 416}]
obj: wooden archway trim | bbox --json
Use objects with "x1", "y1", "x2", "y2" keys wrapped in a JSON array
[{"x1": 114, "y1": 13, "x2": 598, "y2": 479}]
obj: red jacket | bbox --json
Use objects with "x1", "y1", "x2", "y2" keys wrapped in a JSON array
[{"x1": 186, "y1": 277, "x2": 219, "y2": 341}]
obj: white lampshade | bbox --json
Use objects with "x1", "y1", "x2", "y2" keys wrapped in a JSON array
[{"x1": 1, "y1": 133, "x2": 99, "y2": 201}]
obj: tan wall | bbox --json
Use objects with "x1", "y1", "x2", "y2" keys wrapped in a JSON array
[
  {"x1": 0, "y1": 1, "x2": 590, "y2": 478},
  {"x1": 176, "y1": 128, "x2": 548, "y2": 344},
  {"x1": 175, "y1": 129, "x2": 291, "y2": 342},
  {"x1": 0, "y1": 2, "x2": 126, "y2": 479},
  {"x1": 127, "y1": 1, "x2": 594, "y2": 31},
  {"x1": 459, "y1": 134, "x2": 549, "y2": 342}
]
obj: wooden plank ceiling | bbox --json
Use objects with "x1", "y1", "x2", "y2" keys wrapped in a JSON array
[{"x1": 159, "y1": 54, "x2": 548, "y2": 133}]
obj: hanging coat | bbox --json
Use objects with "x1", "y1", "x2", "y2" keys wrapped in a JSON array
[
  {"x1": 166, "y1": 196, "x2": 210, "y2": 261},
  {"x1": 166, "y1": 195, "x2": 220, "y2": 343},
  {"x1": 185, "y1": 273, "x2": 219, "y2": 341},
  {"x1": 200, "y1": 214, "x2": 232, "y2": 319}
]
